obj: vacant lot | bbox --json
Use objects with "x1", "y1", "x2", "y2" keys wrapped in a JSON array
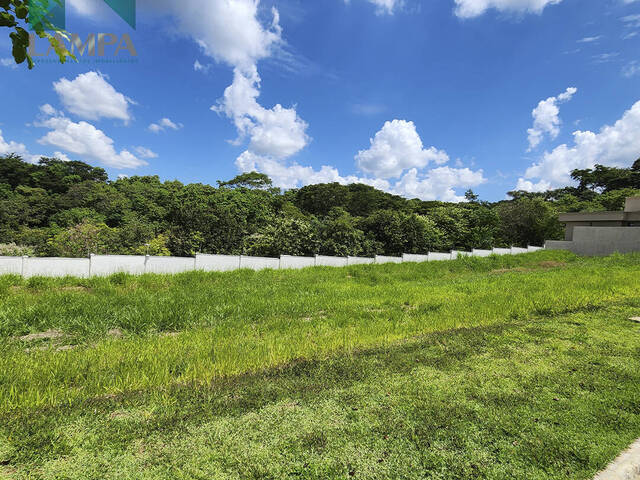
[{"x1": 1, "y1": 251, "x2": 639, "y2": 479}]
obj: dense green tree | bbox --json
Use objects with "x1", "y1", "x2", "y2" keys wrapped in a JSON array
[
  {"x1": 316, "y1": 208, "x2": 374, "y2": 257},
  {"x1": 571, "y1": 164, "x2": 640, "y2": 193},
  {"x1": 1, "y1": 154, "x2": 637, "y2": 258},
  {"x1": 218, "y1": 172, "x2": 274, "y2": 191},
  {"x1": 244, "y1": 217, "x2": 317, "y2": 257},
  {"x1": 496, "y1": 197, "x2": 564, "y2": 247}
]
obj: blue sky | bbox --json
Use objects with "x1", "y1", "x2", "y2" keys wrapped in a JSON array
[{"x1": 1, "y1": 0, "x2": 639, "y2": 201}]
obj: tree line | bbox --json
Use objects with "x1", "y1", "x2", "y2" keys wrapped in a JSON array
[{"x1": 1, "y1": 155, "x2": 639, "y2": 258}]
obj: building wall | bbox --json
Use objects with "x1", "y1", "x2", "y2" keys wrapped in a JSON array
[{"x1": 547, "y1": 227, "x2": 640, "y2": 256}]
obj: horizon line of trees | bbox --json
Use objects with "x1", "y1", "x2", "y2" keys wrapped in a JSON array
[{"x1": 1, "y1": 154, "x2": 639, "y2": 258}]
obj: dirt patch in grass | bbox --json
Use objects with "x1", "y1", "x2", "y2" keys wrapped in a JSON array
[
  {"x1": 18, "y1": 330, "x2": 64, "y2": 342},
  {"x1": 59, "y1": 286, "x2": 92, "y2": 293},
  {"x1": 538, "y1": 260, "x2": 567, "y2": 268},
  {"x1": 492, "y1": 261, "x2": 567, "y2": 275}
]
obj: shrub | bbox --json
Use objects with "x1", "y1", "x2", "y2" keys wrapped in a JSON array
[{"x1": 0, "y1": 243, "x2": 35, "y2": 256}]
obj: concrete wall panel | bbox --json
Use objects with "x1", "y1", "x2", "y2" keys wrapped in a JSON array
[
  {"x1": 402, "y1": 254, "x2": 429, "y2": 263},
  {"x1": 528, "y1": 246, "x2": 544, "y2": 252},
  {"x1": 280, "y1": 255, "x2": 315, "y2": 270},
  {"x1": 315, "y1": 255, "x2": 348, "y2": 267},
  {"x1": 428, "y1": 252, "x2": 451, "y2": 261},
  {"x1": 145, "y1": 256, "x2": 195, "y2": 275},
  {"x1": 375, "y1": 255, "x2": 403, "y2": 264},
  {"x1": 347, "y1": 256, "x2": 374, "y2": 265},
  {"x1": 492, "y1": 248, "x2": 512, "y2": 256},
  {"x1": 472, "y1": 249, "x2": 492, "y2": 258},
  {"x1": 195, "y1": 254, "x2": 241, "y2": 272},
  {"x1": 545, "y1": 241, "x2": 574, "y2": 251},
  {"x1": 240, "y1": 256, "x2": 280, "y2": 271},
  {"x1": 571, "y1": 227, "x2": 640, "y2": 256},
  {"x1": 91, "y1": 255, "x2": 146, "y2": 276},
  {"x1": 24, "y1": 257, "x2": 90, "y2": 278},
  {"x1": 451, "y1": 251, "x2": 471, "y2": 260},
  {"x1": 511, "y1": 247, "x2": 529, "y2": 255},
  {"x1": 0, "y1": 256, "x2": 22, "y2": 275}
]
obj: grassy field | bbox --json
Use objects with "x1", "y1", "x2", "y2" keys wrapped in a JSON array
[{"x1": 1, "y1": 251, "x2": 640, "y2": 478}]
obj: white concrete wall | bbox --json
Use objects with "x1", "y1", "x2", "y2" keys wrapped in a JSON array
[
  {"x1": 402, "y1": 254, "x2": 429, "y2": 263},
  {"x1": 315, "y1": 255, "x2": 348, "y2": 267},
  {"x1": 91, "y1": 255, "x2": 146, "y2": 276},
  {"x1": 492, "y1": 248, "x2": 512, "y2": 256},
  {"x1": 280, "y1": 255, "x2": 316, "y2": 270},
  {"x1": 0, "y1": 246, "x2": 546, "y2": 278},
  {"x1": 145, "y1": 256, "x2": 195, "y2": 275},
  {"x1": 347, "y1": 256, "x2": 375, "y2": 265},
  {"x1": 195, "y1": 254, "x2": 241, "y2": 272},
  {"x1": 0, "y1": 256, "x2": 22, "y2": 275},
  {"x1": 24, "y1": 257, "x2": 90, "y2": 278},
  {"x1": 528, "y1": 246, "x2": 544, "y2": 252},
  {"x1": 511, "y1": 247, "x2": 529, "y2": 255},
  {"x1": 375, "y1": 255, "x2": 403, "y2": 264},
  {"x1": 240, "y1": 255, "x2": 280, "y2": 271}
]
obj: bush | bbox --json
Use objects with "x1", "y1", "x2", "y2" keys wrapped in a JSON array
[{"x1": 0, "y1": 243, "x2": 35, "y2": 256}]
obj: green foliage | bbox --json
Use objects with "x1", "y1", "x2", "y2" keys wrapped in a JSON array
[
  {"x1": 1, "y1": 155, "x2": 639, "y2": 258},
  {"x1": 0, "y1": 243, "x2": 34, "y2": 256},
  {"x1": 571, "y1": 163, "x2": 640, "y2": 192},
  {"x1": 316, "y1": 208, "x2": 374, "y2": 256},
  {"x1": 244, "y1": 216, "x2": 317, "y2": 257},
  {"x1": 1, "y1": 0, "x2": 75, "y2": 69},
  {"x1": 47, "y1": 220, "x2": 118, "y2": 257},
  {"x1": 496, "y1": 197, "x2": 564, "y2": 247},
  {"x1": 217, "y1": 171, "x2": 274, "y2": 190},
  {"x1": 132, "y1": 234, "x2": 171, "y2": 256}
]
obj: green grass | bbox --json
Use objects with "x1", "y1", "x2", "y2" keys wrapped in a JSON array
[{"x1": 1, "y1": 251, "x2": 639, "y2": 478}]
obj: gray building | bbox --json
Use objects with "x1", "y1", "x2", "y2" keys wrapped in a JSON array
[{"x1": 546, "y1": 197, "x2": 640, "y2": 256}]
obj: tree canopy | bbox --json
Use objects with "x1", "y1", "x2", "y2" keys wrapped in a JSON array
[{"x1": 1, "y1": 155, "x2": 639, "y2": 258}]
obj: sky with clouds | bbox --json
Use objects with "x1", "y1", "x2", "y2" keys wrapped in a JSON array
[{"x1": 0, "y1": 0, "x2": 639, "y2": 201}]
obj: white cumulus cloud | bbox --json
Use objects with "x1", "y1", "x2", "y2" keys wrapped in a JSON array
[
  {"x1": 36, "y1": 111, "x2": 147, "y2": 169},
  {"x1": 148, "y1": 117, "x2": 183, "y2": 133},
  {"x1": 237, "y1": 120, "x2": 485, "y2": 202},
  {"x1": 134, "y1": 146, "x2": 159, "y2": 159},
  {"x1": 454, "y1": 0, "x2": 562, "y2": 18},
  {"x1": 517, "y1": 100, "x2": 640, "y2": 191},
  {"x1": 345, "y1": 0, "x2": 403, "y2": 15},
  {"x1": 0, "y1": 130, "x2": 43, "y2": 163},
  {"x1": 53, "y1": 71, "x2": 133, "y2": 123},
  {"x1": 213, "y1": 68, "x2": 310, "y2": 160},
  {"x1": 527, "y1": 87, "x2": 577, "y2": 150},
  {"x1": 392, "y1": 167, "x2": 486, "y2": 202},
  {"x1": 355, "y1": 120, "x2": 449, "y2": 179}
]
